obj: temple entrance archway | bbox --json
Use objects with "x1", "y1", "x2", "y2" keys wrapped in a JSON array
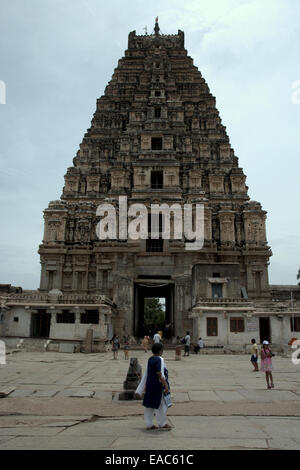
[
  {"x1": 30, "y1": 310, "x2": 51, "y2": 338},
  {"x1": 134, "y1": 281, "x2": 174, "y2": 338}
]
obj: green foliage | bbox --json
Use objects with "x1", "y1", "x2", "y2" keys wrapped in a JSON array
[{"x1": 144, "y1": 297, "x2": 165, "y2": 329}]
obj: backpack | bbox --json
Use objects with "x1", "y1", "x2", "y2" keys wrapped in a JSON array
[{"x1": 181, "y1": 337, "x2": 186, "y2": 345}]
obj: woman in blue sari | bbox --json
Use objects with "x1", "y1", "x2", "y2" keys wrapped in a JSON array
[{"x1": 136, "y1": 342, "x2": 172, "y2": 430}]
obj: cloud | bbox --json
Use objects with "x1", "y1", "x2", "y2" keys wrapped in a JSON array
[{"x1": 0, "y1": 0, "x2": 299, "y2": 287}]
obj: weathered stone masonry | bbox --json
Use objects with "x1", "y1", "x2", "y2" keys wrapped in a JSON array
[{"x1": 1, "y1": 22, "x2": 299, "y2": 349}]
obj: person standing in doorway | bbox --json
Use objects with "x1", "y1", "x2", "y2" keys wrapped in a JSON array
[
  {"x1": 135, "y1": 342, "x2": 172, "y2": 430},
  {"x1": 183, "y1": 331, "x2": 191, "y2": 357},
  {"x1": 250, "y1": 338, "x2": 259, "y2": 372},
  {"x1": 260, "y1": 340, "x2": 275, "y2": 389}
]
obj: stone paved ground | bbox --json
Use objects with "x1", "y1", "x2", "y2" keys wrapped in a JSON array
[{"x1": 0, "y1": 349, "x2": 300, "y2": 450}]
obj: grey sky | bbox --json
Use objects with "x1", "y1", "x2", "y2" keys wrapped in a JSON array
[{"x1": 0, "y1": 0, "x2": 299, "y2": 289}]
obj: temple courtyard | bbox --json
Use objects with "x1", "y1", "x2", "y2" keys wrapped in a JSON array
[{"x1": 0, "y1": 348, "x2": 300, "y2": 450}]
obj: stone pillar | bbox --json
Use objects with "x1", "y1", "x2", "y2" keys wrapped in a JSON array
[
  {"x1": 0, "y1": 307, "x2": 8, "y2": 337},
  {"x1": 224, "y1": 310, "x2": 229, "y2": 345},
  {"x1": 82, "y1": 271, "x2": 88, "y2": 292},
  {"x1": 39, "y1": 260, "x2": 48, "y2": 290},
  {"x1": 74, "y1": 308, "x2": 81, "y2": 339},
  {"x1": 55, "y1": 263, "x2": 63, "y2": 290},
  {"x1": 72, "y1": 271, "x2": 78, "y2": 291},
  {"x1": 175, "y1": 278, "x2": 192, "y2": 336},
  {"x1": 50, "y1": 310, "x2": 56, "y2": 338},
  {"x1": 192, "y1": 316, "x2": 199, "y2": 343},
  {"x1": 98, "y1": 305, "x2": 110, "y2": 339},
  {"x1": 204, "y1": 207, "x2": 212, "y2": 244},
  {"x1": 85, "y1": 325, "x2": 93, "y2": 353}
]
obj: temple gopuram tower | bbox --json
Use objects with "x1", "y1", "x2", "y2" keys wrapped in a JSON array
[{"x1": 38, "y1": 21, "x2": 272, "y2": 342}]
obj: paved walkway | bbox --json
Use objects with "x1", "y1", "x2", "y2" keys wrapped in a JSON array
[{"x1": 0, "y1": 349, "x2": 300, "y2": 449}]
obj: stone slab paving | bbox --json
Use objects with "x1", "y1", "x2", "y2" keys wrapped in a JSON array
[
  {"x1": 239, "y1": 389, "x2": 299, "y2": 402},
  {"x1": 0, "y1": 415, "x2": 299, "y2": 450},
  {"x1": 9, "y1": 389, "x2": 37, "y2": 398},
  {"x1": 57, "y1": 388, "x2": 95, "y2": 398},
  {"x1": 214, "y1": 390, "x2": 246, "y2": 401},
  {"x1": 33, "y1": 389, "x2": 60, "y2": 398},
  {"x1": 0, "y1": 350, "x2": 300, "y2": 449},
  {"x1": 188, "y1": 391, "x2": 221, "y2": 401}
]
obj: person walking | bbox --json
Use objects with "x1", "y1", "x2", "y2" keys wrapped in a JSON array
[
  {"x1": 260, "y1": 340, "x2": 275, "y2": 389},
  {"x1": 135, "y1": 342, "x2": 172, "y2": 430},
  {"x1": 183, "y1": 331, "x2": 191, "y2": 357},
  {"x1": 111, "y1": 334, "x2": 120, "y2": 360},
  {"x1": 142, "y1": 335, "x2": 150, "y2": 353},
  {"x1": 123, "y1": 340, "x2": 129, "y2": 360},
  {"x1": 153, "y1": 331, "x2": 162, "y2": 344},
  {"x1": 250, "y1": 338, "x2": 259, "y2": 372}
]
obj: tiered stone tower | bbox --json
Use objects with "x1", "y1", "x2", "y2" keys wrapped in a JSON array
[{"x1": 39, "y1": 21, "x2": 272, "y2": 339}]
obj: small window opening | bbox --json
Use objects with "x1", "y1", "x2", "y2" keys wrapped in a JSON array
[
  {"x1": 154, "y1": 107, "x2": 161, "y2": 118},
  {"x1": 151, "y1": 137, "x2": 162, "y2": 150},
  {"x1": 151, "y1": 171, "x2": 163, "y2": 189}
]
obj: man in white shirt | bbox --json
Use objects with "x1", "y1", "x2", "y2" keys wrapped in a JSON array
[
  {"x1": 153, "y1": 331, "x2": 161, "y2": 344},
  {"x1": 183, "y1": 331, "x2": 191, "y2": 356}
]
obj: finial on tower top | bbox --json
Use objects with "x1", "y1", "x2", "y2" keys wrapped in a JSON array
[{"x1": 154, "y1": 16, "x2": 160, "y2": 36}]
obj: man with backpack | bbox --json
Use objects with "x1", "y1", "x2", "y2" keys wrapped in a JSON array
[{"x1": 182, "y1": 331, "x2": 191, "y2": 357}]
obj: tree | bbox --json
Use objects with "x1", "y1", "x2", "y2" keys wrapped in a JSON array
[{"x1": 144, "y1": 297, "x2": 165, "y2": 330}]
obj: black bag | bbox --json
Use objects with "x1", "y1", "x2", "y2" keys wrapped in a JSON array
[{"x1": 181, "y1": 337, "x2": 186, "y2": 344}]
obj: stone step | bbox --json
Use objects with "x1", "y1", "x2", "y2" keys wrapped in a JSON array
[
  {"x1": 0, "y1": 386, "x2": 16, "y2": 398},
  {"x1": 17, "y1": 338, "x2": 49, "y2": 352}
]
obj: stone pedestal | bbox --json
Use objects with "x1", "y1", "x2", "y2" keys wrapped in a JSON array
[
  {"x1": 175, "y1": 345, "x2": 182, "y2": 360},
  {"x1": 84, "y1": 326, "x2": 93, "y2": 353}
]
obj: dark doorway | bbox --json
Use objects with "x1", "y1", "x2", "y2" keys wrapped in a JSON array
[
  {"x1": 31, "y1": 310, "x2": 51, "y2": 338},
  {"x1": 134, "y1": 282, "x2": 174, "y2": 338},
  {"x1": 259, "y1": 317, "x2": 271, "y2": 344}
]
